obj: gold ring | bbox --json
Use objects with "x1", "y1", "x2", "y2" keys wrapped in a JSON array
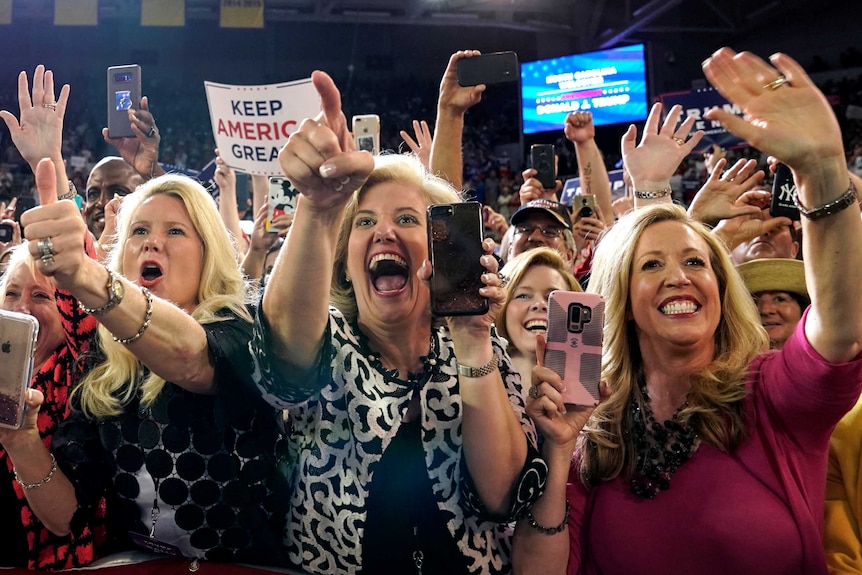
[
  {"x1": 672, "y1": 137, "x2": 685, "y2": 146},
  {"x1": 42, "y1": 102, "x2": 57, "y2": 110},
  {"x1": 37, "y1": 237, "x2": 55, "y2": 259},
  {"x1": 727, "y1": 177, "x2": 735, "y2": 183},
  {"x1": 764, "y1": 76, "x2": 788, "y2": 91}
]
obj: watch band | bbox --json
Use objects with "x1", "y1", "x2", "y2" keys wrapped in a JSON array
[
  {"x1": 79, "y1": 268, "x2": 124, "y2": 316},
  {"x1": 793, "y1": 179, "x2": 858, "y2": 220},
  {"x1": 457, "y1": 352, "x2": 499, "y2": 378}
]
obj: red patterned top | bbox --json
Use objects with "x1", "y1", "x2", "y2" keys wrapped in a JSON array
[{"x1": 0, "y1": 237, "x2": 108, "y2": 570}]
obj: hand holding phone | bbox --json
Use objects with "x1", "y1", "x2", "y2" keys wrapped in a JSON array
[
  {"x1": 0, "y1": 310, "x2": 39, "y2": 429},
  {"x1": 543, "y1": 290, "x2": 604, "y2": 406},
  {"x1": 428, "y1": 202, "x2": 489, "y2": 316},
  {"x1": 107, "y1": 64, "x2": 142, "y2": 139},
  {"x1": 456, "y1": 51, "x2": 519, "y2": 87}
]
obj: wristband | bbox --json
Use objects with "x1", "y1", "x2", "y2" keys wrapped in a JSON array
[
  {"x1": 793, "y1": 179, "x2": 857, "y2": 220},
  {"x1": 634, "y1": 187, "x2": 671, "y2": 200}
]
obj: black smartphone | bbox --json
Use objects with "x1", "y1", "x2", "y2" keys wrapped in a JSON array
[
  {"x1": 107, "y1": 64, "x2": 142, "y2": 139},
  {"x1": 13, "y1": 196, "x2": 36, "y2": 226},
  {"x1": 0, "y1": 309, "x2": 39, "y2": 429},
  {"x1": 530, "y1": 144, "x2": 556, "y2": 189},
  {"x1": 456, "y1": 52, "x2": 519, "y2": 87},
  {"x1": 427, "y1": 202, "x2": 489, "y2": 316},
  {"x1": 0, "y1": 223, "x2": 13, "y2": 243},
  {"x1": 770, "y1": 163, "x2": 800, "y2": 221}
]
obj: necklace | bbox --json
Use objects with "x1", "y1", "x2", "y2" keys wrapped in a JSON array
[{"x1": 630, "y1": 378, "x2": 699, "y2": 499}]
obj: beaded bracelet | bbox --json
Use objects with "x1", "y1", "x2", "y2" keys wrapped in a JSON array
[
  {"x1": 633, "y1": 186, "x2": 671, "y2": 200},
  {"x1": 112, "y1": 286, "x2": 153, "y2": 345},
  {"x1": 14, "y1": 453, "x2": 57, "y2": 490},
  {"x1": 526, "y1": 500, "x2": 570, "y2": 535}
]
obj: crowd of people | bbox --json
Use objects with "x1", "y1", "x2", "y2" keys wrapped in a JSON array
[{"x1": 0, "y1": 42, "x2": 861, "y2": 575}]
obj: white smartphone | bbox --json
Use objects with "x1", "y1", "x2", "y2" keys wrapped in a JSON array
[
  {"x1": 0, "y1": 310, "x2": 39, "y2": 430},
  {"x1": 267, "y1": 176, "x2": 299, "y2": 233},
  {"x1": 353, "y1": 114, "x2": 380, "y2": 155},
  {"x1": 544, "y1": 290, "x2": 604, "y2": 406},
  {"x1": 107, "y1": 64, "x2": 142, "y2": 139}
]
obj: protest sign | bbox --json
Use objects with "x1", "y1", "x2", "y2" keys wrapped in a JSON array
[{"x1": 205, "y1": 78, "x2": 319, "y2": 175}]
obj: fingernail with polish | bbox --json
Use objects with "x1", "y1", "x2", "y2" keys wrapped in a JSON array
[{"x1": 319, "y1": 164, "x2": 336, "y2": 179}]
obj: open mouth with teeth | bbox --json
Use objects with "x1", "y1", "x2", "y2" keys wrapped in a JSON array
[
  {"x1": 524, "y1": 319, "x2": 548, "y2": 332},
  {"x1": 368, "y1": 253, "x2": 409, "y2": 293},
  {"x1": 140, "y1": 263, "x2": 164, "y2": 287},
  {"x1": 660, "y1": 301, "x2": 699, "y2": 315}
]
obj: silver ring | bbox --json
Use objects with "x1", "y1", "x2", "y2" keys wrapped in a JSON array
[
  {"x1": 496, "y1": 272, "x2": 509, "y2": 288},
  {"x1": 764, "y1": 76, "x2": 788, "y2": 91},
  {"x1": 40, "y1": 254, "x2": 54, "y2": 267},
  {"x1": 339, "y1": 176, "x2": 351, "y2": 185},
  {"x1": 528, "y1": 386, "x2": 540, "y2": 399},
  {"x1": 37, "y1": 237, "x2": 55, "y2": 259},
  {"x1": 147, "y1": 126, "x2": 157, "y2": 138},
  {"x1": 42, "y1": 102, "x2": 56, "y2": 110}
]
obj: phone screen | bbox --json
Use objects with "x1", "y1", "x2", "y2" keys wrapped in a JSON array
[
  {"x1": 428, "y1": 202, "x2": 488, "y2": 316},
  {"x1": 544, "y1": 290, "x2": 604, "y2": 406}
]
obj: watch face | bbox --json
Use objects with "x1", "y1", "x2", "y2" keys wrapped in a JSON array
[{"x1": 111, "y1": 276, "x2": 125, "y2": 301}]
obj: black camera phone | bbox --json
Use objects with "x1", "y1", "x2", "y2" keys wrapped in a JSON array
[
  {"x1": 456, "y1": 52, "x2": 519, "y2": 87},
  {"x1": 107, "y1": 64, "x2": 142, "y2": 139},
  {"x1": 427, "y1": 202, "x2": 489, "y2": 317},
  {"x1": 530, "y1": 144, "x2": 556, "y2": 189},
  {"x1": 770, "y1": 163, "x2": 800, "y2": 221},
  {"x1": 0, "y1": 223, "x2": 13, "y2": 243}
]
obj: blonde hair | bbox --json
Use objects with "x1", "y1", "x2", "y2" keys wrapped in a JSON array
[
  {"x1": 579, "y1": 203, "x2": 768, "y2": 486},
  {"x1": 0, "y1": 244, "x2": 41, "y2": 303},
  {"x1": 331, "y1": 153, "x2": 463, "y2": 321},
  {"x1": 75, "y1": 174, "x2": 252, "y2": 418},
  {"x1": 496, "y1": 247, "x2": 581, "y2": 342}
]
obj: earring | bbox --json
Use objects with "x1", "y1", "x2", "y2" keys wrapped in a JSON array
[{"x1": 345, "y1": 274, "x2": 351, "y2": 283}]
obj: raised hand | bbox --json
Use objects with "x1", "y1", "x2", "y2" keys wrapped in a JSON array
[
  {"x1": 564, "y1": 111, "x2": 596, "y2": 145},
  {"x1": 520, "y1": 167, "x2": 561, "y2": 203},
  {"x1": 102, "y1": 95, "x2": 162, "y2": 179},
  {"x1": 0, "y1": 65, "x2": 69, "y2": 171},
  {"x1": 702, "y1": 49, "x2": 844, "y2": 172},
  {"x1": 438, "y1": 50, "x2": 486, "y2": 115},
  {"x1": 20, "y1": 159, "x2": 89, "y2": 290},
  {"x1": 400, "y1": 120, "x2": 433, "y2": 169},
  {"x1": 687, "y1": 157, "x2": 768, "y2": 226},
  {"x1": 621, "y1": 103, "x2": 704, "y2": 189},
  {"x1": 276, "y1": 71, "x2": 374, "y2": 214}
]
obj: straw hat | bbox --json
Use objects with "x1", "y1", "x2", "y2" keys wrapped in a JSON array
[{"x1": 736, "y1": 258, "x2": 808, "y2": 299}]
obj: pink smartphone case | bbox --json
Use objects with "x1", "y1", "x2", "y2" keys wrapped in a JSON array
[{"x1": 543, "y1": 290, "x2": 604, "y2": 406}]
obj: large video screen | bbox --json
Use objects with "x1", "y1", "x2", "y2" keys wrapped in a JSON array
[{"x1": 521, "y1": 44, "x2": 649, "y2": 134}]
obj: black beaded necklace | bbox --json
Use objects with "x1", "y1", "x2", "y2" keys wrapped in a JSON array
[{"x1": 630, "y1": 378, "x2": 699, "y2": 499}]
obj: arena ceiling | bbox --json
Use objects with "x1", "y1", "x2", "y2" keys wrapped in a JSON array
[{"x1": 13, "y1": 0, "x2": 845, "y2": 52}]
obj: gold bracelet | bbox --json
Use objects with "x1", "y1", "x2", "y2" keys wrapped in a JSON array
[
  {"x1": 112, "y1": 287, "x2": 153, "y2": 345},
  {"x1": 14, "y1": 453, "x2": 57, "y2": 490},
  {"x1": 456, "y1": 352, "x2": 499, "y2": 378}
]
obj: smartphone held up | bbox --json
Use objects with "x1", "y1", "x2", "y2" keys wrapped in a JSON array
[
  {"x1": 543, "y1": 290, "x2": 604, "y2": 406},
  {"x1": 267, "y1": 176, "x2": 299, "y2": 233},
  {"x1": 427, "y1": 202, "x2": 489, "y2": 317},
  {"x1": 456, "y1": 51, "x2": 519, "y2": 87},
  {"x1": 107, "y1": 64, "x2": 141, "y2": 139},
  {"x1": 352, "y1": 114, "x2": 380, "y2": 155},
  {"x1": 0, "y1": 309, "x2": 39, "y2": 430}
]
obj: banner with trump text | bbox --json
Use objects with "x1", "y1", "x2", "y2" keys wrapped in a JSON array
[
  {"x1": 658, "y1": 87, "x2": 747, "y2": 153},
  {"x1": 205, "y1": 79, "x2": 319, "y2": 175}
]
